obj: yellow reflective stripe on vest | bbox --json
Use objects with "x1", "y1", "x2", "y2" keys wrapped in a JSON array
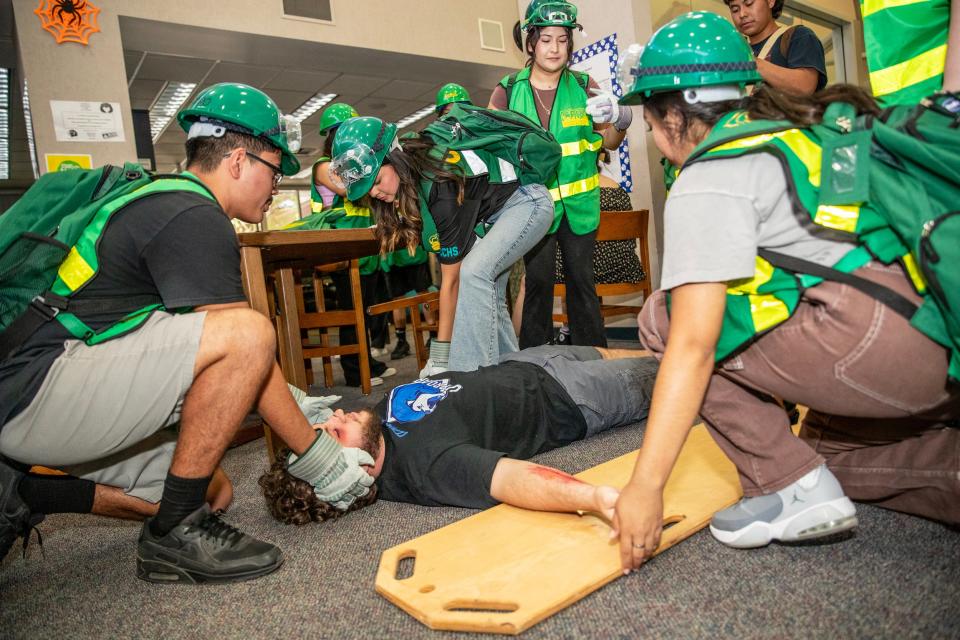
[
  {"x1": 868, "y1": 44, "x2": 947, "y2": 97},
  {"x1": 310, "y1": 199, "x2": 324, "y2": 213},
  {"x1": 712, "y1": 129, "x2": 823, "y2": 187},
  {"x1": 748, "y1": 294, "x2": 791, "y2": 332},
  {"x1": 814, "y1": 204, "x2": 861, "y2": 233},
  {"x1": 901, "y1": 252, "x2": 927, "y2": 293},
  {"x1": 860, "y1": 0, "x2": 927, "y2": 17},
  {"x1": 57, "y1": 246, "x2": 96, "y2": 291},
  {"x1": 548, "y1": 173, "x2": 600, "y2": 201},
  {"x1": 726, "y1": 256, "x2": 791, "y2": 331},
  {"x1": 560, "y1": 138, "x2": 603, "y2": 157}
]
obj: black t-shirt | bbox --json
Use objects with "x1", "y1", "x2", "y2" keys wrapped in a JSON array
[
  {"x1": 0, "y1": 190, "x2": 246, "y2": 426},
  {"x1": 752, "y1": 25, "x2": 827, "y2": 91},
  {"x1": 427, "y1": 176, "x2": 520, "y2": 264},
  {"x1": 374, "y1": 361, "x2": 587, "y2": 508}
]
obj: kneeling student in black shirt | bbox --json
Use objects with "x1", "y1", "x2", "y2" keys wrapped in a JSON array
[{"x1": 261, "y1": 346, "x2": 657, "y2": 521}]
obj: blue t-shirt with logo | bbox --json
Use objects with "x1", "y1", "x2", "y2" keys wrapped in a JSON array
[{"x1": 374, "y1": 361, "x2": 586, "y2": 508}]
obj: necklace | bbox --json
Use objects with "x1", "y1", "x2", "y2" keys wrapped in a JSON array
[{"x1": 533, "y1": 86, "x2": 554, "y2": 116}]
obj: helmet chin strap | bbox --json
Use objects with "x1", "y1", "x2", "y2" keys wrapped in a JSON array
[{"x1": 682, "y1": 85, "x2": 748, "y2": 104}]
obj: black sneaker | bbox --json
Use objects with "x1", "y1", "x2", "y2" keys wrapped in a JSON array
[
  {"x1": 390, "y1": 339, "x2": 411, "y2": 360},
  {"x1": 1, "y1": 459, "x2": 43, "y2": 562},
  {"x1": 137, "y1": 505, "x2": 283, "y2": 584}
]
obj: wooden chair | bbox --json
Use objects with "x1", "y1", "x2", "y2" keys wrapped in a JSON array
[
  {"x1": 292, "y1": 259, "x2": 374, "y2": 394},
  {"x1": 553, "y1": 209, "x2": 652, "y2": 323},
  {"x1": 367, "y1": 290, "x2": 440, "y2": 372}
]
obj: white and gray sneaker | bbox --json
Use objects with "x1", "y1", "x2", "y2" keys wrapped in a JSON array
[{"x1": 709, "y1": 465, "x2": 857, "y2": 549}]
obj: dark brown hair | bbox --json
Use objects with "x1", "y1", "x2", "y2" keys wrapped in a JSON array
[
  {"x1": 185, "y1": 131, "x2": 276, "y2": 173},
  {"x1": 645, "y1": 83, "x2": 880, "y2": 148},
  {"x1": 512, "y1": 23, "x2": 575, "y2": 68},
  {"x1": 368, "y1": 135, "x2": 465, "y2": 255},
  {"x1": 723, "y1": 0, "x2": 785, "y2": 20},
  {"x1": 259, "y1": 451, "x2": 380, "y2": 525}
]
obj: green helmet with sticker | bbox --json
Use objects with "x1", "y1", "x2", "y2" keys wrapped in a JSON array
[
  {"x1": 435, "y1": 83, "x2": 472, "y2": 114},
  {"x1": 329, "y1": 116, "x2": 399, "y2": 201},
  {"x1": 619, "y1": 11, "x2": 761, "y2": 106},
  {"x1": 177, "y1": 82, "x2": 301, "y2": 175},
  {"x1": 319, "y1": 102, "x2": 360, "y2": 136},
  {"x1": 522, "y1": 0, "x2": 580, "y2": 29}
]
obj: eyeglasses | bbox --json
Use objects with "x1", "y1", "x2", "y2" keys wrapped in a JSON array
[{"x1": 225, "y1": 150, "x2": 283, "y2": 187}]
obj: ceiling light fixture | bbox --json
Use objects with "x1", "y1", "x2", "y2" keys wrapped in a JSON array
[
  {"x1": 290, "y1": 92, "x2": 338, "y2": 123},
  {"x1": 0, "y1": 68, "x2": 9, "y2": 180},
  {"x1": 396, "y1": 104, "x2": 436, "y2": 129},
  {"x1": 149, "y1": 81, "x2": 197, "y2": 142}
]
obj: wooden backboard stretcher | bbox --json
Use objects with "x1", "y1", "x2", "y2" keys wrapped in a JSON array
[{"x1": 375, "y1": 423, "x2": 742, "y2": 635}]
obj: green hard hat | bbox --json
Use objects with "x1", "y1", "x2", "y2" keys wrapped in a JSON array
[
  {"x1": 435, "y1": 83, "x2": 472, "y2": 113},
  {"x1": 620, "y1": 11, "x2": 761, "y2": 106},
  {"x1": 177, "y1": 82, "x2": 301, "y2": 175},
  {"x1": 319, "y1": 102, "x2": 360, "y2": 136},
  {"x1": 329, "y1": 116, "x2": 399, "y2": 201},
  {"x1": 522, "y1": 0, "x2": 581, "y2": 29}
]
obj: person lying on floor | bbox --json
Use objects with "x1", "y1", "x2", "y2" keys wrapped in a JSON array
[{"x1": 260, "y1": 345, "x2": 657, "y2": 522}]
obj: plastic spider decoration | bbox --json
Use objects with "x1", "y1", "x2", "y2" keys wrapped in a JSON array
[
  {"x1": 51, "y1": 0, "x2": 88, "y2": 27},
  {"x1": 34, "y1": 0, "x2": 101, "y2": 45}
]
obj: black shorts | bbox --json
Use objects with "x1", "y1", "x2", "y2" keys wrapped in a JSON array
[{"x1": 384, "y1": 262, "x2": 432, "y2": 298}]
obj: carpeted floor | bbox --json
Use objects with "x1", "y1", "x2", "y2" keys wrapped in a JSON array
[{"x1": 2, "y1": 339, "x2": 959, "y2": 639}]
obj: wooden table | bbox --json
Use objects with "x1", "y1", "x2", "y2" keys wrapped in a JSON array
[{"x1": 238, "y1": 227, "x2": 379, "y2": 455}]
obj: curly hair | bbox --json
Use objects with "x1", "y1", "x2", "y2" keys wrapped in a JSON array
[{"x1": 259, "y1": 451, "x2": 380, "y2": 525}]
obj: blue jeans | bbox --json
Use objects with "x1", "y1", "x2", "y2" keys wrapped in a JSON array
[
  {"x1": 500, "y1": 345, "x2": 658, "y2": 436},
  {"x1": 447, "y1": 184, "x2": 553, "y2": 371}
]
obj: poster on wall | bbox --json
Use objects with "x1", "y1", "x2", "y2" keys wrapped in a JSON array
[
  {"x1": 571, "y1": 34, "x2": 633, "y2": 193},
  {"x1": 50, "y1": 100, "x2": 125, "y2": 143},
  {"x1": 45, "y1": 153, "x2": 93, "y2": 173}
]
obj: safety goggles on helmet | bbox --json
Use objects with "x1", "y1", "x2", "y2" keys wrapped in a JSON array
[
  {"x1": 264, "y1": 114, "x2": 302, "y2": 154},
  {"x1": 524, "y1": 1, "x2": 580, "y2": 28},
  {"x1": 616, "y1": 43, "x2": 644, "y2": 90},
  {"x1": 329, "y1": 142, "x2": 379, "y2": 191}
]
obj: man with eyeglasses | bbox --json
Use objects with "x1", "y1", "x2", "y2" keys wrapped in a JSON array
[{"x1": 0, "y1": 83, "x2": 376, "y2": 585}]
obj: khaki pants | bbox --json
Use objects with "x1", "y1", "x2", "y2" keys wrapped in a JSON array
[
  {"x1": 0, "y1": 311, "x2": 205, "y2": 502},
  {"x1": 638, "y1": 262, "x2": 960, "y2": 525}
]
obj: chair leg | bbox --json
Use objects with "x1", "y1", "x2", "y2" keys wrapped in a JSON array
[
  {"x1": 410, "y1": 308, "x2": 427, "y2": 371},
  {"x1": 349, "y1": 261, "x2": 372, "y2": 395},
  {"x1": 312, "y1": 271, "x2": 335, "y2": 388}
]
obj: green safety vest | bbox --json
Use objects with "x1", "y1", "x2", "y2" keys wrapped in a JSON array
[
  {"x1": 501, "y1": 67, "x2": 603, "y2": 234},
  {"x1": 285, "y1": 199, "x2": 381, "y2": 275},
  {"x1": 53, "y1": 174, "x2": 216, "y2": 345},
  {"x1": 309, "y1": 156, "x2": 344, "y2": 213},
  {"x1": 861, "y1": 0, "x2": 949, "y2": 105},
  {"x1": 679, "y1": 111, "x2": 926, "y2": 362}
]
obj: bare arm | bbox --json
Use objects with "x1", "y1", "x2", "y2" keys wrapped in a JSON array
[
  {"x1": 597, "y1": 121, "x2": 628, "y2": 150},
  {"x1": 437, "y1": 261, "x2": 461, "y2": 341},
  {"x1": 755, "y1": 58, "x2": 820, "y2": 95},
  {"x1": 611, "y1": 282, "x2": 726, "y2": 571},
  {"x1": 490, "y1": 458, "x2": 619, "y2": 519},
  {"x1": 944, "y1": 2, "x2": 960, "y2": 92},
  {"x1": 196, "y1": 301, "x2": 319, "y2": 456}
]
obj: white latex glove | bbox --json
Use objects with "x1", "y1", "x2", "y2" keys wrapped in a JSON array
[{"x1": 586, "y1": 91, "x2": 633, "y2": 131}]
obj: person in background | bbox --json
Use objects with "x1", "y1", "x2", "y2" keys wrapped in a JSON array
[
  {"x1": 490, "y1": 0, "x2": 630, "y2": 350},
  {"x1": 724, "y1": 0, "x2": 827, "y2": 95},
  {"x1": 435, "y1": 83, "x2": 473, "y2": 117}
]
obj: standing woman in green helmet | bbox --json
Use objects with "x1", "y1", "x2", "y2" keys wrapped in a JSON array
[
  {"x1": 310, "y1": 102, "x2": 359, "y2": 213},
  {"x1": 609, "y1": 11, "x2": 960, "y2": 571},
  {"x1": 435, "y1": 83, "x2": 472, "y2": 117},
  {"x1": 490, "y1": 0, "x2": 631, "y2": 350},
  {"x1": 329, "y1": 116, "x2": 556, "y2": 374}
]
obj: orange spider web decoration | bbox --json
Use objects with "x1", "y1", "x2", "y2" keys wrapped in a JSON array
[{"x1": 34, "y1": 0, "x2": 101, "y2": 45}]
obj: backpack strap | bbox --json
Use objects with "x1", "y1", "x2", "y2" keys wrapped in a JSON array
[
  {"x1": 778, "y1": 25, "x2": 798, "y2": 59},
  {"x1": 569, "y1": 68, "x2": 590, "y2": 92},
  {"x1": 759, "y1": 249, "x2": 918, "y2": 320},
  {"x1": 757, "y1": 24, "x2": 791, "y2": 60},
  {"x1": 502, "y1": 71, "x2": 521, "y2": 105}
]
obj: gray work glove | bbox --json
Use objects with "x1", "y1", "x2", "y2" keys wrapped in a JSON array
[
  {"x1": 419, "y1": 340, "x2": 450, "y2": 378},
  {"x1": 287, "y1": 383, "x2": 340, "y2": 424},
  {"x1": 286, "y1": 430, "x2": 374, "y2": 511},
  {"x1": 586, "y1": 91, "x2": 633, "y2": 131}
]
